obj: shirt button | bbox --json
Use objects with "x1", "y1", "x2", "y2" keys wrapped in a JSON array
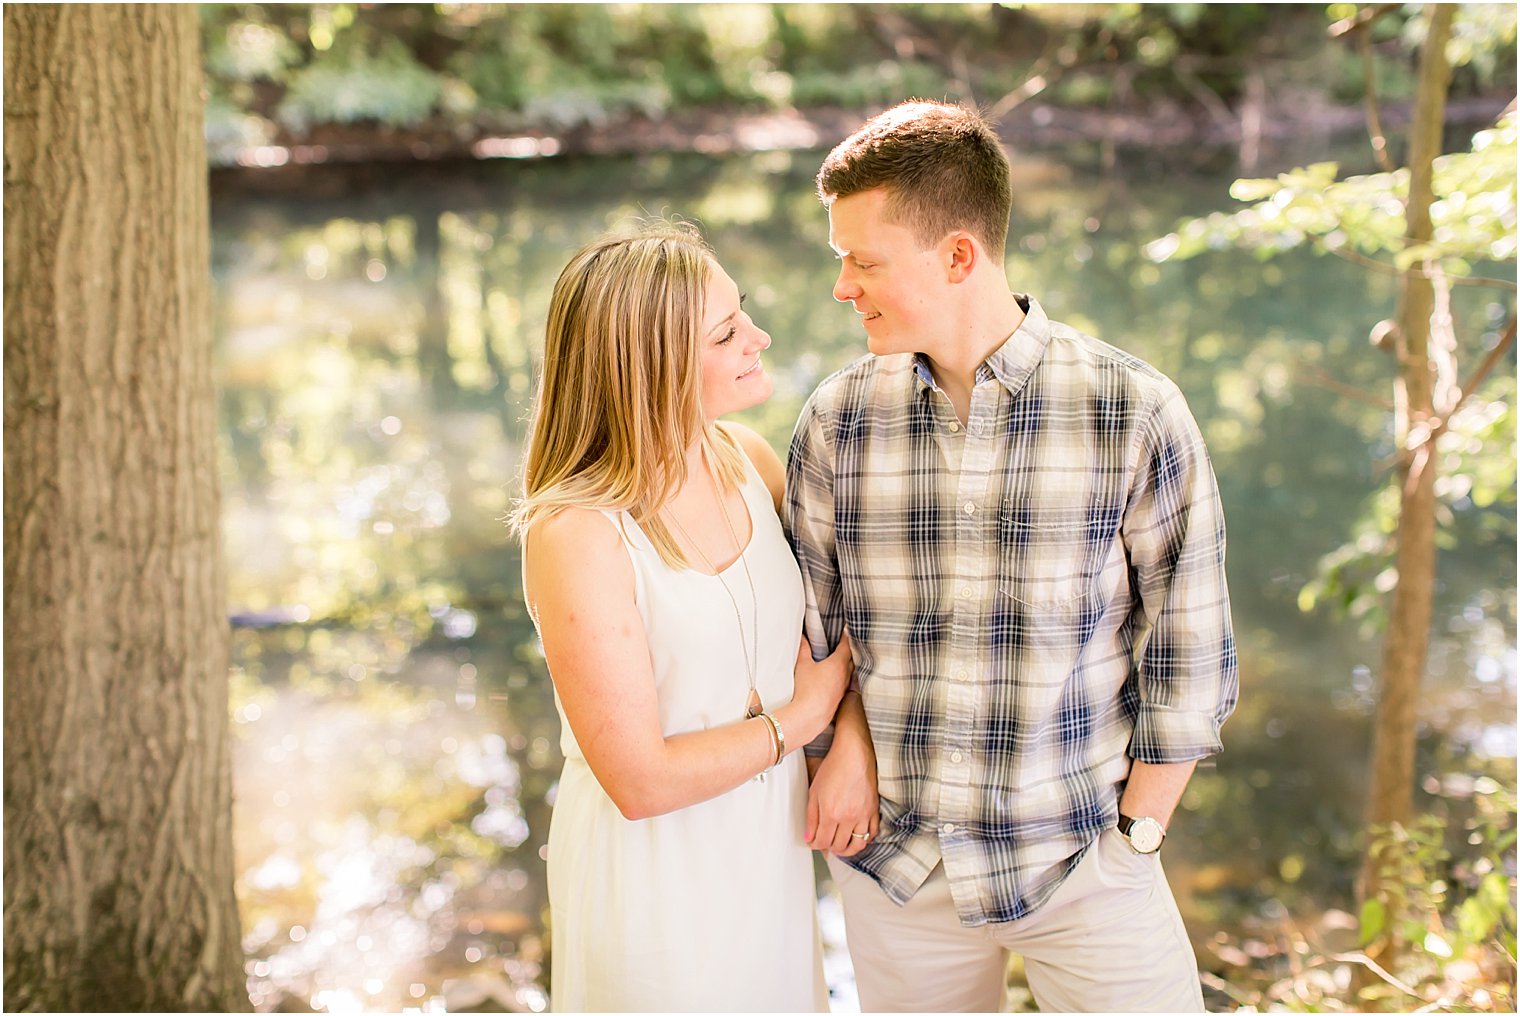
[
  {"x1": 948, "y1": 421, "x2": 961, "y2": 433},
  {"x1": 959, "y1": 586, "x2": 973, "y2": 599},
  {"x1": 951, "y1": 751, "x2": 963, "y2": 763},
  {"x1": 943, "y1": 823, "x2": 957, "y2": 835},
  {"x1": 955, "y1": 669, "x2": 969, "y2": 681}
]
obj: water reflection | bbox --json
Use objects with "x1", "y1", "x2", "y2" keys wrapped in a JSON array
[{"x1": 213, "y1": 147, "x2": 1515, "y2": 1012}]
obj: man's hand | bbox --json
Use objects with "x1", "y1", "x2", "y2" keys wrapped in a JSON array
[{"x1": 805, "y1": 693, "x2": 879, "y2": 856}]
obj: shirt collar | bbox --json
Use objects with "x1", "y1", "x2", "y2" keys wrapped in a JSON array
[{"x1": 912, "y1": 294, "x2": 1048, "y2": 398}]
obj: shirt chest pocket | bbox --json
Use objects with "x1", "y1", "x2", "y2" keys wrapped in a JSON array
[{"x1": 996, "y1": 497, "x2": 1121, "y2": 611}]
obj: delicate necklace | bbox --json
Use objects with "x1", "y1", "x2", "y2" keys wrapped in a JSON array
[{"x1": 664, "y1": 460, "x2": 764, "y2": 727}]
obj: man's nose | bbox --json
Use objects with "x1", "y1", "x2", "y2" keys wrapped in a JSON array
[{"x1": 833, "y1": 266, "x2": 860, "y2": 304}]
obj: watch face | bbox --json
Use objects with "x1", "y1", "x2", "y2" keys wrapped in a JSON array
[{"x1": 1128, "y1": 818, "x2": 1165, "y2": 853}]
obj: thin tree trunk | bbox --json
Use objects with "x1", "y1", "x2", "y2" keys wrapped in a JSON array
[
  {"x1": 1360, "y1": 3, "x2": 1454, "y2": 897},
  {"x1": 3, "y1": 6, "x2": 248, "y2": 1010}
]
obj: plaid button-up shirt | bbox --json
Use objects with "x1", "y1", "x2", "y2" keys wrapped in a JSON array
[{"x1": 783, "y1": 295, "x2": 1238, "y2": 927}]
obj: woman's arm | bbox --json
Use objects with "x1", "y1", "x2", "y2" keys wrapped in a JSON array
[
  {"x1": 524, "y1": 506, "x2": 850, "y2": 821},
  {"x1": 722, "y1": 420, "x2": 880, "y2": 851}
]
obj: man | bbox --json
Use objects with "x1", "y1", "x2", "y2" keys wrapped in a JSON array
[{"x1": 784, "y1": 100, "x2": 1239, "y2": 1012}]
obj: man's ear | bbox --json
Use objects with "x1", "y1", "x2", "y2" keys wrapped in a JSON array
[{"x1": 945, "y1": 233, "x2": 977, "y2": 283}]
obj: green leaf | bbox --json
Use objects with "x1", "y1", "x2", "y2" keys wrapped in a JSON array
[
  {"x1": 1229, "y1": 177, "x2": 1282, "y2": 201},
  {"x1": 1457, "y1": 892, "x2": 1498, "y2": 944},
  {"x1": 1360, "y1": 897, "x2": 1387, "y2": 945}
]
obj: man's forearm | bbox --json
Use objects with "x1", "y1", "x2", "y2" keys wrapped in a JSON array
[
  {"x1": 807, "y1": 690, "x2": 868, "y2": 780},
  {"x1": 832, "y1": 689, "x2": 867, "y2": 737},
  {"x1": 1118, "y1": 759, "x2": 1198, "y2": 828}
]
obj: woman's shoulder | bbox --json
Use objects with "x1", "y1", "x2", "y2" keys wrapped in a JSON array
[
  {"x1": 523, "y1": 506, "x2": 635, "y2": 612},
  {"x1": 526, "y1": 505, "x2": 626, "y2": 564}
]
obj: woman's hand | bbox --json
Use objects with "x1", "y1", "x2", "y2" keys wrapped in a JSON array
[
  {"x1": 784, "y1": 633, "x2": 852, "y2": 745},
  {"x1": 805, "y1": 692, "x2": 879, "y2": 856}
]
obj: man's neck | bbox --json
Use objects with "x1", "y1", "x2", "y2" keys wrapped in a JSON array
[{"x1": 920, "y1": 288, "x2": 1026, "y2": 423}]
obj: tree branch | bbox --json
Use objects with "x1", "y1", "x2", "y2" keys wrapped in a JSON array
[
  {"x1": 1427, "y1": 261, "x2": 1460, "y2": 415},
  {"x1": 1427, "y1": 313, "x2": 1518, "y2": 444},
  {"x1": 1359, "y1": 29, "x2": 1397, "y2": 171},
  {"x1": 1173, "y1": 58, "x2": 1238, "y2": 135},
  {"x1": 1297, "y1": 366, "x2": 1395, "y2": 409},
  {"x1": 1327, "y1": 951, "x2": 1424, "y2": 999},
  {"x1": 1328, "y1": 3, "x2": 1403, "y2": 40},
  {"x1": 987, "y1": 44, "x2": 1081, "y2": 121},
  {"x1": 1318, "y1": 239, "x2": 1519, "y2": 291}
]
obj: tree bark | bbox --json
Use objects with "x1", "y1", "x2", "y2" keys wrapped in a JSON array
[
  {"x1": 3, "y1": 6, "x2": 248, "y2": 1011},
  {"x1": 1360, "y1": 3, "x2": 1454, "y2": 890}
]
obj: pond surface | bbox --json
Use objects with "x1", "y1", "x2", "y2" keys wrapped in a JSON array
[{"x1": 212, "y1": 143, "x2": 1515, "y2": 1012}]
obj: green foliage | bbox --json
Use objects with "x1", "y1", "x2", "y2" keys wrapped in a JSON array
[
  {"x1": 205, "y1": 14, "x2": 302, "y2": 84},
  {"x1": 1091, "y1": 2, "x2": 1283, "y2": 97},
  {"x1": 1296, "y1": 484, "x2": 1398, "y2": 633},
  {"x1": 198, "y1": 3, "x2": 1515, "y2": 165},
  {"x1": 1149, "y1": 114, "x2": 1517, "y2": 632},
  {"x1": 1146, "y1": 113, "x2": 1518, "y2": 275},
  {"x1": 444, "y1": 5, "x2": 700, "y2": 123},
  {"x1": 787, "y1": 60, "x2": 949, "y2": 110},
  {"x1": 1297, "y1": 360, "x2": 1518, "y2": 633},
  {"x1": 1205, "y1": 775, "x2": 1517, "y2": 1012},
  {"x1": 1355, "y1": 783, "x2": 1518, "y2": 1010},
  {"x1": 278, "y1": 33, "x2": 442, "y2": 133},
  {"x1": 1419, "y1": 3, "x2": 1519, "y2": 83}
]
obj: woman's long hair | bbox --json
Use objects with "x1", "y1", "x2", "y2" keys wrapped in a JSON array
[{"x1": 510, "y1": 222, "x2": 746, "y2": 568}]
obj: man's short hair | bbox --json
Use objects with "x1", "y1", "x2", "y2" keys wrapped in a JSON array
[{"x1": 817, "y1": 100, "x2": 1012, "y2": 261}]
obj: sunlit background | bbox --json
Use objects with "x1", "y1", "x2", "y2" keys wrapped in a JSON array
[
  {"x1": 202, "y1": 4, "x2": 1517, "y2": 1012},
  {"x1": 212, "y1": 143, "x2": 1514, "y2": 1012}
]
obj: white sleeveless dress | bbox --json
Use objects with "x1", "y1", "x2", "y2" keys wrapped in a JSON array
[{"x1": 546, "y1": 453, "x2": 829, "y2": 1013}]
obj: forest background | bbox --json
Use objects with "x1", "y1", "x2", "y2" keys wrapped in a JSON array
[{"x1": 4, "y1": 3, "x2": 1516, "y2": 1013}]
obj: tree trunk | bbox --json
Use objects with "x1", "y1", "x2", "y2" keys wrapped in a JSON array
[
  {"x1": 1360, "y1": 3, "x2": 1454, "y2": 894},
  {"x1": 3, "y1": 6, "x2": 248, "y2": 1011}
]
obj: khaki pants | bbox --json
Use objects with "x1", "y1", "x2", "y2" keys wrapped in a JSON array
[{"x1": 827, "y1": 829, "x2": 1204, "y2": 1013}]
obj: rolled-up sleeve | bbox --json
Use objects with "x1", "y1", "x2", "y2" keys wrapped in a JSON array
[{"x1": 1121, "y1": 383, "x2": 1239, "y2": 763}]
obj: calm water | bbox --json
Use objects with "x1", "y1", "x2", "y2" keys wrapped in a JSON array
[{"x1": 212, "y1": 145, "x2": 1516, "y2": 1012}]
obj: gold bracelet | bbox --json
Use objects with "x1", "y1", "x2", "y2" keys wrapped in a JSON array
[
  {"x1": 757, "y1": 712, "x2": 782, "y2": 771},
  {"x1": 762, "y1": 711, "x2": 785, "y2": 766}
]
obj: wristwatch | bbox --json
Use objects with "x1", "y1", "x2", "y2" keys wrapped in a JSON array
[{"x1": 1116, "y1": 813, "x2": 1166, "y2": 854}]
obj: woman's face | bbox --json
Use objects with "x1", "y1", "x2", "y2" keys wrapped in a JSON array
[{"x1": 697, "y1": 262, "x2": 773, "y2": 420}]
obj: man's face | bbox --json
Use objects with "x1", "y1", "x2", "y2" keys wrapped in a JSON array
[{"x1": 827, "y1": 187, "x2": 948, "y2": 357}]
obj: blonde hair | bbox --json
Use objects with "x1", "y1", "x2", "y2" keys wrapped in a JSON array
[{"x1": 510, "y1": 222, "x2": 747, "y2": 569}]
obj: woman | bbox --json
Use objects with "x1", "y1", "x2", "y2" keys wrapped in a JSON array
[{"x1": 513, "y1": 223, "x2": 869, "y2": 1012}]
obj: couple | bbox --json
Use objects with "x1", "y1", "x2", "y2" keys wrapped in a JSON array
[{"x1": 514, "y1": 101, "x2": 1239, "y2": 1013}]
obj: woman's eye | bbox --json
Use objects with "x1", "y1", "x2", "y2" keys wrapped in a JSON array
[{"x1": 717, "y1": 327, "x2": 737, "y2": 345}]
